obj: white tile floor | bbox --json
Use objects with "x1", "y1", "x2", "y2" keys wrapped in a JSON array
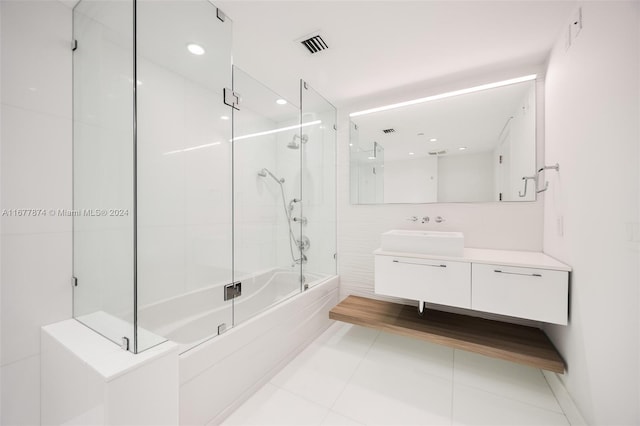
[{"x1": 222, "y1": 322, "x2": 571, "y2": 426}]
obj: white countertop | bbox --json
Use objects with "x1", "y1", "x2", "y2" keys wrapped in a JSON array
[{"x1": 374, "y1": 247, "x2": 571, "y2": 272}]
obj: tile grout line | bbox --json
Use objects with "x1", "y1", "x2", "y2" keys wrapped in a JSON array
[
  {"x1": 0, "y1": 101, "x2": 73, "y2": 122},
  {"x1": 542, "y1": 370, "x2": 587, "y2": 425},
  {"x1": 327, "y1": 325, "x2": 382, "y2": 413},
  {"x1": 453, "y1": 380, "x2": 566, "y2": 415},
  {"x1": 451, "y1": 349, "x2": 456, "y2": 426}
]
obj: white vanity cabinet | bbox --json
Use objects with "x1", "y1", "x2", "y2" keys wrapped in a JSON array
[
  {"x1": 375, "y1": 256, "x2": 471, "y2": 309},
  {"x1": 374, "y1": 248, "x2": 570, "y2": 325},
  {"x1": 472, "y1": 263, "x2": 568, "y2": 325}
]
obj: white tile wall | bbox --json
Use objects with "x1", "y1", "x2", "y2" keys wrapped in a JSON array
[
  {"x1": 1, "y1": 355, "x2": 41, "y2": 426},
  {"x1": 1, "y1": 1, "x2": 73, "y2": 424}
]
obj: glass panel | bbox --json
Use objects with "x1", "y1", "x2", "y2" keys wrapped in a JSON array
[
  {"x1": 349, "y1": 125, "x2": 384, "y2": 204},
  {"x1": 232, "y1": 66, "x2": 302, "y2": 325},
  {"x1": 349, "y1": 79, "x2": 537, "y2": 204},
  {"x1": 135, "y1": 0, "x2": 233, "y2": 353},
  {"x1": 73, "y1": 0, "x2": 135, "y2": 349},
  {"x1": 300, "y1": 82, "x2": 337, "y2": 284}
]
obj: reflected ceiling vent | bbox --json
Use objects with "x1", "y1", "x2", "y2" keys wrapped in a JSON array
[
  {"x1": 298, "y1": 32, "x2": 329, "y2": 54},
  {"x1": 382, "y1": 128, "x2": 395, "y2": 134},
  {"x1": 428, "y1": 150, "x2": 447, "y2": 156}
]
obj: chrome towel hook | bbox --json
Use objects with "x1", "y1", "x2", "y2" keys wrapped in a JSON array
[
  {"x1": 536, "y1": 163, "x2": 559, "y2": 193},
  {"x1": 518, "y1": 176, "x2": 537, "y2": 198}
]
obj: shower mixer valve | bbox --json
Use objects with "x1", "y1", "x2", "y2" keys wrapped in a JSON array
[{"x1": 293, "y1": 216, "x2": 307, "y2": 225}]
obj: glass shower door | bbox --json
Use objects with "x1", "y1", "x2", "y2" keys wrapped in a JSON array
[
  {"x1": 73, "y1": 0, "x2": 235, "y2": 353},
  {"x1": 73, "y1": 0, "x2": 136, "y2": 348},
  {"x1": 300, "y1": 81, "x2": 337, "y2": 284},
  {"x1": 135, "y1": 0, "x2": 234, "y2": 353},
  {"x1": 232, "y1": 66, "x2": 303, "y2": 325}
]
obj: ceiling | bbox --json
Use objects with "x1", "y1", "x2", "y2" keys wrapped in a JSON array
[{"x1": 215, "y1": 0, "x2": 577, "y2": 107}]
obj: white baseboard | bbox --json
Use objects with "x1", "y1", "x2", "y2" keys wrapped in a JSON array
[{"x1": 543, "y1": 371, "x2": 588, "y2": 425}]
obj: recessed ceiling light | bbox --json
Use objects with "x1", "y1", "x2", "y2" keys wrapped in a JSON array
[
  {"x1": 430, "y1": 138, "x2": 437, "y2": 142},
  {"x1": 459, "y1": 147, "x2": 467, "y2": 151},
  {"x1": 187, "y1": 43, "x2": 205, "y2": 55},
  {"x1": 408, "y1": 152, "x2": 415, "y2": 156},
  {"x1": 220, "y1": 115, "x2": 230, "y2": 120},
  {"x1": 276, "y1": 99, "x2": 287, "y2": 105}
]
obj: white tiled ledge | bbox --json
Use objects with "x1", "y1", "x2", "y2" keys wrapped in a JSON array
[
  {"x1": 42, "y1": 318, "x2": 177, "y2": 381},
  {"x1": 374, "y1": 247, "x2": 572, "y2": 272}
]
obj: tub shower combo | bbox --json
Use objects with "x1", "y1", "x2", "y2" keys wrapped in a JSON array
[{"x1": 71, "y1": 0, "x2": 337, "y2": 359}]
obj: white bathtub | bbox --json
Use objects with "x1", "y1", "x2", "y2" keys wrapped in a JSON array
[
  {"x1": 138, "y1": 268, "x2": 329, "y2": 354},
  {"x1": 169, "y1": 272, "x2": 339, "y2": 425}
]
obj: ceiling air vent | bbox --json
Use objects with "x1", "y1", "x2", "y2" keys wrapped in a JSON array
[
  {"x1": 382, "y1": 128, "x2": 395, "y2": 134},
  {"x1": 300, "y1": 34, "x2": 329, "y2": 54},
  {"x1": 428, "y1": 150, "x2": 447, "y2": 156}
]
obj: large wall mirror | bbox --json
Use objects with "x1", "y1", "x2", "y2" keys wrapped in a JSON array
[{"x1": 349, "y1": 77, "x2": 537, "y2": 204}]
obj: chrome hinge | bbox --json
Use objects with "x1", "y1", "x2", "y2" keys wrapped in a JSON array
[
  {"x1": 71, "y1": 276, "x2": 78, "y2": 287},
  {"x1": 224, "y1": 281, "x2": 242, "y2": 301},
  {"x1": 217, "y1": 323, "x2": 227, "y2": 335},
  {"x1": 121, "y1": 337, "x2": 129, "y2": 351},
  {"x1": 303, "y1": 81, "x2": 309, "y2": 90},
  {"x1": 216, "y1": 8, "x2": 226, "y2": 22},
  {"x1": 223, "y1": 88, "x2": 240, "y2": 110},
  {"x1": 71, "y1": 40, "x2": 78, "y2": 51},
  {"x1": 333, "y1": 124, "x2": 337, "y2": 131}
]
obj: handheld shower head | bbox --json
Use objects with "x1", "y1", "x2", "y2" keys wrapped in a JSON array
[{"x1": 258, "y1": 168, "x2": 284, "y2": 184}]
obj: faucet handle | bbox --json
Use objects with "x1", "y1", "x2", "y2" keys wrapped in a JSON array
[
  {"x1": 421, "y1": 216, "x2": 430, "y2": 223},
  {"x1": 406, "y1": 216, "x2": 418, "y2": 222},
  {"x1": 435, "y1": 216, "x2": 445, "y2": 223}
]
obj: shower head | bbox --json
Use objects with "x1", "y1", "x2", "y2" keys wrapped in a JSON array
[
  {"x1": 287, "y1": 134, "x2": 309, "y2": 149},
  {"x1": 258, "y1": 168, "x2": 285, "y2": 184}
]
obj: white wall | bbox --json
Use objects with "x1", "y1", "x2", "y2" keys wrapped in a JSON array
[
  {"x1": 543, "y1": 2, "x2": 640, "y2": 424},
  {"x1": 437, "y1": 152, "x2": 493, "y2": 202},
  {"x1": 384, "y1": 156, "x2": 438, "y2": 203},
  {"x1": 0, "y1": 1, "x2": 73, "y2": 424}
]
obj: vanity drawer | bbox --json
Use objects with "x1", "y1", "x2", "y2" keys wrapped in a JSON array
[
  {"x1": 375, "y1": 255, "x2": 471, "y2": 309},
  {"x1": 471, "y1": 263, "x2": 568, "y2": 325}
]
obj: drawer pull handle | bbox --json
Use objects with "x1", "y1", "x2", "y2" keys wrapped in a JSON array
[
  {"x1": 393, "y1": 260, "x2": 447, "y2": 268},
  {"x1": 494, "y1": 269, "x2": 542, "y2": 277}
]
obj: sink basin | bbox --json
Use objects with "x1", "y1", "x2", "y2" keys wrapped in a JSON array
[{"x1": 380, "y1": 230, "x2": 464, "y2": 256}]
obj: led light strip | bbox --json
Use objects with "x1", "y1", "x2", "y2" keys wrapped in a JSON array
[
  {"x1": 349, "y1": 74, "x2": 537, "y2": 118},
  {"x1": 233, "y1": 120, "x2": 321, "y2": 141},
  {"x1": 163, "y1": 120, "x2": 323, "y2": 155}
]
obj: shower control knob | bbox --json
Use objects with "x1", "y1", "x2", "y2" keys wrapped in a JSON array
[{"x1": 435, "y1": 216, "x2": 445, "y2": 223}]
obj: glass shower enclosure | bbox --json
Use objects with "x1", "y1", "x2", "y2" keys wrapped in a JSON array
[{"x1": 72, "y1": 0, "x2": 336, "y2": 353}]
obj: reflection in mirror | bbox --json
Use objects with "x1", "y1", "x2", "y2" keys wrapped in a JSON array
[{"x1": 349, "y1": 78, "x2": 537, "y2": 204}]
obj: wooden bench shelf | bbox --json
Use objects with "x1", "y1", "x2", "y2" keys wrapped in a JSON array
[{"x1": 329, "y1": 295, "x2": 566, "y2": 373}]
